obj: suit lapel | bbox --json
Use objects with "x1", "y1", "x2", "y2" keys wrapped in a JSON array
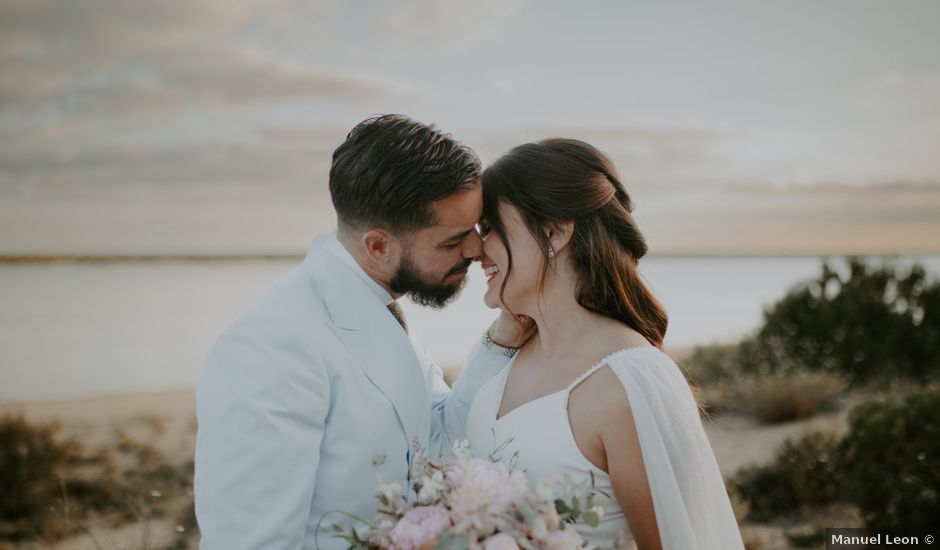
[{"x1": 303, "y1": 235, "x2": 427, "y2": 450}]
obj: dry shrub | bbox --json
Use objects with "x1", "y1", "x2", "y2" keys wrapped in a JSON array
[
  {"x1": 737, "y1": 372, "x2": 844, "y2": 424},
  {"x1": 692, "y1": 365, "x2": 844, "y2": 424},
  {"x1": 0, "y1": 415, "x2": 98, "y2": 541},
  {"x1": 0, "y1": 415, "x2": 194, "y2": 545},
  {"x1": 682, "y1": 344, "x2": 740, "y2": 387}
]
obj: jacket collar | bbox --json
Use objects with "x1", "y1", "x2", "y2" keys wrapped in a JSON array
[{"x1": 302, "y1": 233, "x2": 428, "y2": 449}]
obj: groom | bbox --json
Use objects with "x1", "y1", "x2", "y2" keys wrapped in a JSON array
[{"x1": 194, "y1": 114, "x2": 526, "y2": 549}]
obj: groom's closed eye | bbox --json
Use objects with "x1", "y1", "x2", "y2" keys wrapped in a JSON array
[{"x1": 438, "y1": 228, "x2": 475, "y2": 249}]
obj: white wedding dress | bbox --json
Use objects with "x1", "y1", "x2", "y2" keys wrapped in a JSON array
[{"x1": 465, "y1": 346, "x2": 744, "y2": 550}]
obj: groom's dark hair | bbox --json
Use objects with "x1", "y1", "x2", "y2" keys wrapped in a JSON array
[{"x1": 329, "y1": 114, "x2": 481, "y2": 234}]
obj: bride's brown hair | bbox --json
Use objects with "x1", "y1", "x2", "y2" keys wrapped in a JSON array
[{"x1": 482, "y1": 138, "x2": 668, "y2": 348}]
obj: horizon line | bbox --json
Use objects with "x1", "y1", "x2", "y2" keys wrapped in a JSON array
[{"x1": 2, "y1": 251, "x2": 940, "y2": 264}]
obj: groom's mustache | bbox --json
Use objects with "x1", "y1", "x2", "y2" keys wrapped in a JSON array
[{"x1": 445, "y1": 259, "x2": 472, "y2": 278}]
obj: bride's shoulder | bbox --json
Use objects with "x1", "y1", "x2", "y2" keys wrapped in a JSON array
[
  {"x1": 572, "y1": 348, "x2": 692, "y2": 439},
  {"x1": 576, "y1": 346, "x2": 666, "y2": 394},
  {"x1": 572, "y1": 320, "x2": 682, "y2": 398},
  {"x1": 601, "y1": 345, "x2": 689, "y2": 391},
  {"x1": 568, "y1": 363, "x2": 632, "y2": 422},
  {"x1": 577, "y1": 343, "x2": 684, "y2": 400}
]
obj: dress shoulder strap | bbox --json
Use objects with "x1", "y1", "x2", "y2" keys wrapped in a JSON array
[
  {"x1": 565, "y1": 360, "x2": 610, "y2": 394},
  {"x1": 563, "y1": 346, "x2": 659, "y2": 405}
]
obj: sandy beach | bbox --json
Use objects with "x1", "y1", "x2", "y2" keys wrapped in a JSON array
[{"x1": 0, "y1": 389, "x2": 196, "y2": 426}]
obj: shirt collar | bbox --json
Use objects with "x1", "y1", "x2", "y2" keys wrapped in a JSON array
[{"x1": 326, "y1": 232, "x2": 395, "y2": 307}]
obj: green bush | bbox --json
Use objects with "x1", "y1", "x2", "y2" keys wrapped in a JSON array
[
  {"x1": 837, "y1": 390, "x2": 940, "y2": 528},
  {"x1": 731, "y1": 431, "x2": 844, "y2": 521},
  {"x1": 738, "y1": 258, "x2": 940, "y2": 385},
  {"x1": 732, "y1": 392, "x2": 940, "y2": 525}
]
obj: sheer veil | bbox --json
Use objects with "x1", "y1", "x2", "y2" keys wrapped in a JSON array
[{"x1": 607, "y1": 352, "x2": 745, "y2": 550}]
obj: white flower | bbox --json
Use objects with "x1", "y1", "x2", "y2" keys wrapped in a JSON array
[
  {"x1": 542, "y1": 526, "x2": 584, "y2": 550},
  {"x1": 377, "y1": 482, "x2": 405, "y2": 514},
  {"x1": 451, "y1": 439, "x2": 473, "y2": 459},
  {"x1": 483, "y1": 533, "x2": 520, "y2": 550},
  {"x1": 417, "y1": 469, "x2": 448, "y2": 504},
  {"x1": 377, "y1": 482, "x2": 402, "y2": 501},
  {"x1": 535, "y1": 473, "x2": 564, "y2": 502}
]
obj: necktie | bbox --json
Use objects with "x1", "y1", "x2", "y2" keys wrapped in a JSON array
[{"x1": 387, "y1": 301, "x2": 408, "y2": 334}]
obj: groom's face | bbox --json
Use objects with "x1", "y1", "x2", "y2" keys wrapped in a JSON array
[{"x1": 390, "y1": 185, "x2": 484, "y2": 308}]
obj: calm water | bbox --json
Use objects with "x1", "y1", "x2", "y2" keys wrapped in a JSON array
[{"x1": 2, "y1": 256, "x2": 938, "y2": 403}]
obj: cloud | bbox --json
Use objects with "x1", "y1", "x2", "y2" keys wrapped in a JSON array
[
  {"x1": 46, "y1": 47, "x2": 405, "y2": 120},
  {"x1": 371, "y1": 0, "x2": 529, "y2": 51},
  {"x1": 0, "y1": 0, "x2": 402, "y2": 116},
  {"x1": 723, "y1": 180, "x2": 940, "y2": 195},
  {"x1": 873, "y1": 71, "x2": 940, "y2": 92},
  {"x1": 0, "y1": 133, "x2": 337, "y2": 196},
  {"x1": 485, "y1": 75, "x2": 534, "y2": 98},
  {"x1": 464, "y1": 124, "x2": 722, "y2": 189}
]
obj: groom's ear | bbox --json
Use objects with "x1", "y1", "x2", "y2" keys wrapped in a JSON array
[
  {"x1": 546, "y1": 221, "x2": 574, "y2": 254},
  {"x1": 362, "y1": 229, "x2": 400, "y2": 265}
]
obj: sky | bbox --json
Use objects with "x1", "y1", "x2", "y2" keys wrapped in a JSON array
[{"x1": 1, "y1": 0, "x2": 939, "y2": 255}]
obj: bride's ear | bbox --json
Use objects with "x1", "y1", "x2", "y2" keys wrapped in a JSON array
[{"x1": 545, "y1": 221, "x2": 574, "y2": 256}]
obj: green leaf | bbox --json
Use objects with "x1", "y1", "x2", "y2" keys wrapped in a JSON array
[
  {"x1": 583, "y1": 510, "x2": 600, "y2": 527},
  {"x1": 518, "y1": 500, "x2": 548, "y2": 538},
  {"x1": 435, "y1": 530, "x2": 471, "y2": 550}
]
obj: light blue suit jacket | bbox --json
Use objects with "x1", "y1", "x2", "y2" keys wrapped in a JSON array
[{"x1": 194, "y1": 234, "x2": 509, "y2": 549}]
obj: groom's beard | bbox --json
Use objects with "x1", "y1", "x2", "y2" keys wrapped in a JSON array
[{"x1": 390, "y1": 253, "x2": 470, "y2": 309}]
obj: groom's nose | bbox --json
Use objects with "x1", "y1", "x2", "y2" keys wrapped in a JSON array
[{"x1": 463, "y1": 230, "x2": 483, "y2": 260}]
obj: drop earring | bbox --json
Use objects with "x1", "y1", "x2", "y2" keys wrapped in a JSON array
[{"x1": 548, "y1": 246, "x2": 555, "y2": 259}]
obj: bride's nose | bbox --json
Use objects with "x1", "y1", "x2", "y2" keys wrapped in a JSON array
[{"x1": 475, "y1": 252, "x2": 492, "y2": 265}]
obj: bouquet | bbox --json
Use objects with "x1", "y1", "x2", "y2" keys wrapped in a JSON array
[{"x1": 325, "y1": 440, "x2": 609, "y2": 550}]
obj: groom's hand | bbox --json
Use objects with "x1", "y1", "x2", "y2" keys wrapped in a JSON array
[{"x1": 488, "y1": 310, "x2": 536, "y2": 349}]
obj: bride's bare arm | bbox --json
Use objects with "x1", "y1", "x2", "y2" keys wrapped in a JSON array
[{"x1": 597, "y1": 373, "x2": 663, "y2": 550}]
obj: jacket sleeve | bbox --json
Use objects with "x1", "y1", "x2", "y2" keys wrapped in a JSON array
[
  {"x1": 428, "y1": 337, "x2": 510, "y2": 456},
  {"x1": 195, "y1": 328, "x2": 331, "y2": 549}
]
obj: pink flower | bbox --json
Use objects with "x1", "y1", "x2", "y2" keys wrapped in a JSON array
[
  {"x1": 388, "y1": 505, "x2": 451, "y2": 550},
  {"x1": 448, "y1": 458, "x2": 528, "y2": 514},
  {"x1": 483, "y1": 533, "x2": 520, "y2": 550}
]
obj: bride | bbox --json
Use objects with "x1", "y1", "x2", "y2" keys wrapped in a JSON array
[{"x1": 465, "y1": 139, "x2": 744, "y2": 549}]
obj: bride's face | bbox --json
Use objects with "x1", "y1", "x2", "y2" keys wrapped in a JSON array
[{"x1": 479, "y1": 202, "x2": 545, "y2": 312}]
